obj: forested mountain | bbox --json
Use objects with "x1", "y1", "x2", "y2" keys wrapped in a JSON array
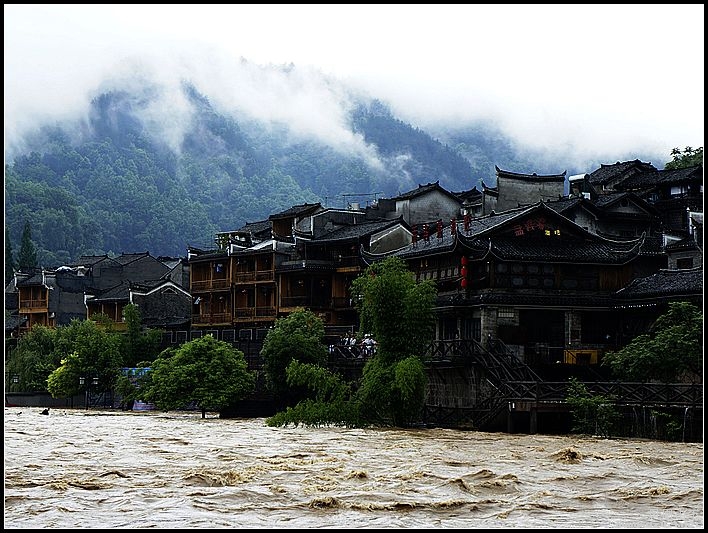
[{"x1": 3, "y1": 79, "x2": 659, "y2": 268}]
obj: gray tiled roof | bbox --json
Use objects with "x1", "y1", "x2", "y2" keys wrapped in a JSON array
[
  {"x1": 91, "y1": 281, "x2": 131, "y2": 301},
  {"x1": 453, "y1": 186, "x2": 483, "y2": 203},
  {"x1": 587, "y1": 159, "x2": 657, "y2": 186},
  {"x1": 70, "y1": 255, "x2": 117, "y2": 267},
  {"x1": 237, "y1": 219, "x2": 272, "y2": 237},
  {"x1": 113, "y1": 252, "x2": 151, "y2": 265},
  {"x1": 15, "y1": 273, "x2": 45, "y2": 286},
  {"x1": 592, "y1": 192, "x2": 659, "y2": 216},
  {"x1": 489, "y1": 238, "x2": 641, "y2": 264},
  {"x1": 371, "y1": 202, "x2": 645, "y2": 264},
  {"x1": 535, "y1": 197, "x2": 583, "y2": 214},
  {"x1": 495, "y1": 166, "x2": 566, "y2": 182},
  {"x1": 614, "y1": 268, "x2": 703, "y2": 298},
  {"x1": 665, "y1": 236, "x2": 700, "y2": 251},
  {"x1": 617, "y1": 165, "x2": 703, "y2": 189},
  {"x1": 314, "y1": 219, "x2": 403, "y2": 242},
  {"x1": 269, "y1": 203, "x2": 322, "y2": 220},
  {"x1": 395, "y1": 181, "x2": 460, "y2": 202}
]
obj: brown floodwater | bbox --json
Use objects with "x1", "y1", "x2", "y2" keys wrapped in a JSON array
[{"x1": 3, "y1": 407, "x2": 703, "y2": 528}]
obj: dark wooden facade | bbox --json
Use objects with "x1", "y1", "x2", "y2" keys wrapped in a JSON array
[{"x1": 364, "y1": 202, "x2": 670, "y2": 372}]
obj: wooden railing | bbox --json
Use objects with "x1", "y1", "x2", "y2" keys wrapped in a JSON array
[
  {"x1": 191, "y1": 279, "x2": 230, "y2": 291},
  {"x1": 234, "y1": 307, "x2": 277, "y2": 319},
  {"x1": 19, "y1": 299, "x2": 48, "y2": 309},
  {"x1": 234, "y1": 270, "x2": 275, "y2": 283},
  {"x1": 192, "y1": 312, "x2": 232, "y2": 324}
]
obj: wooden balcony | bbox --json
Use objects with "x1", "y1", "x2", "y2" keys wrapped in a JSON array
[
  {"x1": 192, "y1": 312, "x2": 232, "y2": 325},
  {"x1": 331, "y1": 297, "x2": 355, "y2": 309},
  {"x1": 19, "y1": 299, "x2": 48, "y2": 311},
  {"x1": 280, "y1": 296, "x2": 332, "y2": 309},
  {"x1": 191, "y1": 279, "x2": 230, "y2": 292},
  {"x1": 234, "y1": 307, "x2": 277, "y2": 320},
  {"x1": 235, "y1": 270, "x2": 274, "y2": 283}
]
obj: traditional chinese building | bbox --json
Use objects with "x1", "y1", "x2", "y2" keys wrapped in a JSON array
[
  {"x1": 188, "y1": 204, "x2": 411, "y2": 342},
  {"x1": 494, "y1": 166, "x2": 566, "y2": 212},
  {"x1": 363, "y1": 201, "x2": 666, "y2": 369}
]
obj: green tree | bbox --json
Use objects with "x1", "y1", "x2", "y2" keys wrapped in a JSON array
[
  {"x1": 267, "y1": 360, "x2": 358, "y2": 427},
  {"x1": 603, "y1": 302, "x2": 702, "y2": 382},
  {"x1": 261, "y1": 308, "x2": 328, "y2": 406},
  {"x1": 142, "y1": 335, "x2": 255, "y2": 418},
  {"x1": 46, "y1": 318, "x2": 123, "y2": 398},
  {"x1": 350, "y1": 256, "x2": 436, "y2": 363},
  {"x1": 565, "y1": 378, "x2": 619, "y2": 437},
  {"x1": 268, "y1": 258, "x2": 436, "y2": 428},
  {"x1": 17, "y1": 221, "x2": 38, "y2": 271},
  {"x1": 121, "y1": 303, "x2": 161, "y2": 367},
  {"x1": 351, "y1": 257, "x2": 435, "y2": 426},
  {"x1": 664, "y1": 146, "x2": 703, "y2": 170},
  {"x1": 46, "y1": 351, "x2": 85, "y2": 399},
  {"x1": 114, "y1": 364, "x2": 152, "y2": 410},
  {"x1": 353, "y1": 355, "x2": 429, "y2": 427},
  {"x1": 5, "y1": 227, "x2": 16, "y2": 285},
  {"x1": 5, "y1": 324, "x2": 58, "y2": 392}
]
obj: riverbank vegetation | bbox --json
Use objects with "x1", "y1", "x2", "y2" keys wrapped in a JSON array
[{"x1": 265, "y1": 257, "x2": 437, "y2": 428}]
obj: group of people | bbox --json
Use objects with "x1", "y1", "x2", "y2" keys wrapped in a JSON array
[{"x1": 328, "y1": 332, "x2": 378, "y2": 358}]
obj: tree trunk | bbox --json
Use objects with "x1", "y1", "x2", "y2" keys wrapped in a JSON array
[{"x1": 201, "y1": 407, "x2": 206, "y2": 419}]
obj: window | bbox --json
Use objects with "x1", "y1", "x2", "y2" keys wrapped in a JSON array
[
  {"x1": 498, "y1": 307, "x2": 515, "y2": 319},
  {"x1": 670, "y1": 185, "x2": 687, "y2": 197},
  {"x1": 677, "y1": 258, "x2": 694, "y2": 269}
]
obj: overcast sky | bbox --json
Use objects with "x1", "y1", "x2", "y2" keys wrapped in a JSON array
[{"x1": 4, "y1": 4, "x2": 704, "y2": 166}]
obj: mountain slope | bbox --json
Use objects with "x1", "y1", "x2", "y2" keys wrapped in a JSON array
[{"x1": 4, "y1": 80, "x2": 596, "y2": 266}]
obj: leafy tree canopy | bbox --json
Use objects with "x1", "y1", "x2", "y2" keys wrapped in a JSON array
[
  {"x1": 268, "y1": 258, "x2": 435, "y2": 428},
  {"x1": 602, "y1": 302, "x2": 702, "y2": 382},
  {"x1": 5, "y1": 325, "x2": 58, "y2": 393},
  {"x1": 350, "y1": 256, "x2": 436, "y2": 364},
  {"x1": 260, "y1": 308, "x2": 328, "y2": 406},
  {"x1": 46, "y1": 318, "x2": 123, "y2": 397},
  {"x1": 121, "y1": 303, "x2": 162, "y2": 367},
  {"x1": 665, "y1": 146, "x2": 703, "y2": 170},
  {"x1": 6, "y1": 227, "x2": 16, "y2": 285},
  {"x1": 17, "y1": 221, "x2": 38, "y2": 271},
  {"x1": 142, "y1": 335, "x2": 255, "y2": 418}
]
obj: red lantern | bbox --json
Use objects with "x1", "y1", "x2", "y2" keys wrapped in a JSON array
[{"x1": 460, "y1": 256, "x2": 469, "y2": 289}]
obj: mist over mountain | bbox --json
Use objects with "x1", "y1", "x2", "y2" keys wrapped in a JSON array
[{"x1": 4, "y1": 66, "x2": 667, "y2": 268}]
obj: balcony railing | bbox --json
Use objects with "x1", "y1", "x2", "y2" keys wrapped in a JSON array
[
  {"x1": 191, "y1": 279, "x2": 230, "y2": 291},
  {"x1": 235, "y1": 270, "x2": 275, "y2": 283},
  {"x1": 334, "y1": 255, "x2": 361, "y2": 268},
  {"x1": 192, "y1": 312, "x2": 232, "y2": 324},
  {"x1": 234, "y1": 307, "x2": 277, "y2": 319},
  {"x1": 19, "y1": 299, "x2": 48, "y2": 309},
  {"x1": 280, "y1": 296, "x2": 332, "y2": 308},
  {"x1": 331, "y1": 297, "x2": 355, "y2": 309}
]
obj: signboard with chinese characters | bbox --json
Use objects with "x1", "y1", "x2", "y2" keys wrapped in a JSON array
[{"x1": 509, "y1": 216, "x2": 561, "y2": 237}]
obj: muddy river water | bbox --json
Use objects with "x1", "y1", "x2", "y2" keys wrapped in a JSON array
[{"x1": 4, "y1": 407, "x2": 703, "y2": 528}]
